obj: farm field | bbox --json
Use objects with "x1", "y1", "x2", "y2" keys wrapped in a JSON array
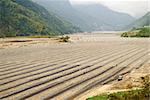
[{"x1": 0, "y1": 33, "x2": 150, "y2": 100}]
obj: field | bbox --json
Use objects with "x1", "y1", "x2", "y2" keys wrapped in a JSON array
[{"x1": 0, "y1": 33, "x2": 149, "y2": 100}]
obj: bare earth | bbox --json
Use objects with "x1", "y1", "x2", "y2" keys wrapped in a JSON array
[
  {"x1": 74, "y1": 63, "x2": 150, "y2": 100},
  {"x1": 0, "y1": 33, "x2": 149, "y2": 100},
  {"x1": 0, "y1": 37, "x2": 61, "y2": 49}
]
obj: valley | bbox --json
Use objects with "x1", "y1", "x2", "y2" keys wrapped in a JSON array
[{"x1": 0, "y1": 0, "x2": 149, "y2": 99}]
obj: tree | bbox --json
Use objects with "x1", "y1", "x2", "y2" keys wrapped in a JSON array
[{"x1": 0, "y1": 0, "x2": 11, "y2": 36}]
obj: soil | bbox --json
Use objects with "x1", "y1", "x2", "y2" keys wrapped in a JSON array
[
  {"x1": 74, "y1": 63, "x2": 150, "y2": 100},
  {"x1": 0, "y1": 37, "x2": 61, "y2": 49}
]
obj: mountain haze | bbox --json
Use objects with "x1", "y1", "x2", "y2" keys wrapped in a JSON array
[
  {"x1": 125, "y1": 12, "x2": 150, "y2": 30},
  {"x1": 34, "y1": 0, "x2": 135, "y2": 31},
  {"x1": 33, "y1": 0, "x2": 91, "y2": 31}
]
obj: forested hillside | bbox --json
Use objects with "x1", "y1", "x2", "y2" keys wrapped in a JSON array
[
  {"x1": 122, "y1": 12, "x2": 150, "y2": 37},
  {"x1": 0, "y1": 0, "x2": 81, "y2": 37}
]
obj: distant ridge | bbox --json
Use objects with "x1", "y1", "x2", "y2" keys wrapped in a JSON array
[
  {"x1": 34, "y1": 0, "x2": 135, "y2": 31},
  {"x1": 125, "y1": 12, "x2": 150, "y2": 30}
]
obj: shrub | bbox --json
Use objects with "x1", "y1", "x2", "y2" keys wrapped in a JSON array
[
  {"x1": 121, "y1": 27, "x2": 150, "y2": 37},
  {"x1": 59, "y1": 36, "x2": 70, "y2": 42}
]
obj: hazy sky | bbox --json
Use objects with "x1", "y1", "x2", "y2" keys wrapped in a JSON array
[{"x1": 70, "y1": 0, "x2": 149, "y2": 18}]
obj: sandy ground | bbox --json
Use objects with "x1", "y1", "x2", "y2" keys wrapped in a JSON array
[
  {"x1": 74, "y1": 63, "x2": 150, "y2": 100},
  {"x1": 0, "y1": 33, "x2": 149, "y2": 100},
  {"x1": 72, "y1": 33, "x2": 150, "y2": 99},
  {"x1": 0, "y1": 37, "x2": 61, "y2": 49}
]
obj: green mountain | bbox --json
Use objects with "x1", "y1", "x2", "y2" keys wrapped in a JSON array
[
  {"x1": 122, "y1": 12, "x2": 150, "y2": 37},
  {"x1": 125, "y1": 12, "x2": 150, "y2": 30},
  {"x1": 0, "y1": 0, "x2": 81, "y2": 37},
  {"x1": 34, "y1": 0, "x2": 135, "y2": 31},
  {"x1": 121, "y1": 27, "x2": 150, "y2": 37}
]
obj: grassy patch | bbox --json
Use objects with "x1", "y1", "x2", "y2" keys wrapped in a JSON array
[
  {"x1": 87, "y1": 94, "x2": 108, "y2": 100},
  {"x1": 87, "y1": 76, "x2": 150, "y2": 100},
  {"x1": 121, "y1": 27, "x2": 150, "y2": 37},
  {"x1": 87, "y1": 88, "x2": 149, "y2": 100}
]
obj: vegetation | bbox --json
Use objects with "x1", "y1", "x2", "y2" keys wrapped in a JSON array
[
  {"x1": 87, "y1": 76, "x2": 150, "y2": 100},
  {"x1": 59, "y1": 36, "x2": 70, "y2": 42},
  {"x1": 122, "y1": 12, "x2": 150, "y2": 37},
  {"x1": 0, "y1": 0, "x2": 81, "y2": 38},
  {"x1": 121, "y1": 27, "x2": 150, "y2": 37}
]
